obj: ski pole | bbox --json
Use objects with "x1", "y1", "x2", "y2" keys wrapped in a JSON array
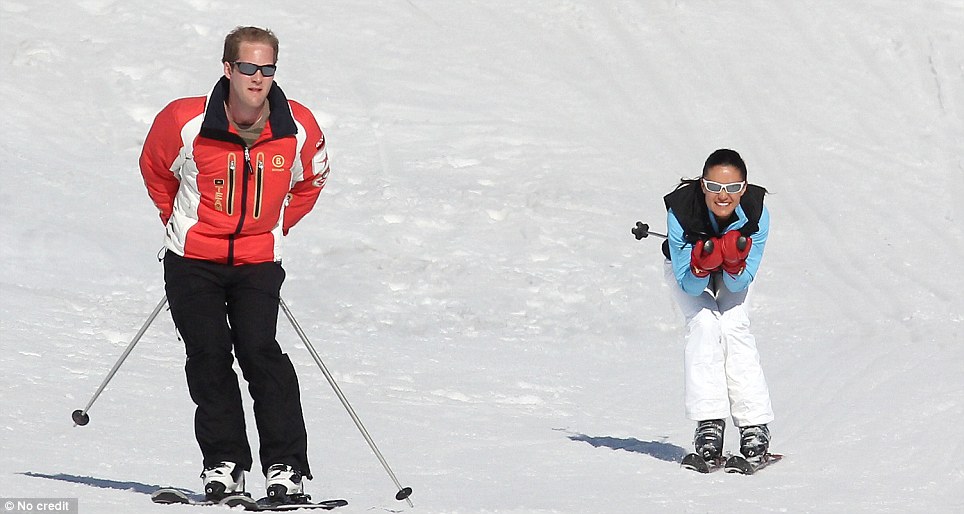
[
  {"x1": 633, "y1": 221, "x2": 748, "y2": 252},
  {"x1": 72, "y1": 295, "x2": 169, "y2": 426},
  {"x1": 632, "y1": 221, "x2": 667, "y2": 240},
  {"x1": 279, "y1": 297, "x2": 414, "y2": 507}
]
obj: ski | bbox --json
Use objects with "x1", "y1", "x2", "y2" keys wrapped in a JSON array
[
  {"x1": 151, "y1": 488, "x2": 217, "y2": 506},
  {"x1": 150, "y1": 488, "x2": 348, "y2": 510},
  {"x1": 723, "y1": 453, "x2": 783, "y2": 475},
  {"x1": 247, "y1": 498, "x2": 348, "y2": 512},
  {"x1": 680, "y1": 452, "x2": 725, "y2": 473}
]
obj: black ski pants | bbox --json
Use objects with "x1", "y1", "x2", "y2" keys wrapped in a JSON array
[{"x1": 163, "y1": 252, "x2": 311, "y2": 479}]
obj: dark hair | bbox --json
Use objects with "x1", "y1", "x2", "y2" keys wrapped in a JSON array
[
  {"x1": 222, "y1": 26, "x2": 280, "y2": 64},
  {"x1": 674, "y1": 148, "x2": 767, "y2": 193},
  {"x1": 702, "y1": 148, "x2": 746, "y2": 180}
]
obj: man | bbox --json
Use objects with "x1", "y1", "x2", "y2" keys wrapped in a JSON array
[{"x1": 139, "y1": 26, "x2": 330, "y2": 503}]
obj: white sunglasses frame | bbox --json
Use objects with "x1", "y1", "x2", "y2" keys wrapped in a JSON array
[{"x1": 702, "y1": 178, "x2": 746, "y2": 194}]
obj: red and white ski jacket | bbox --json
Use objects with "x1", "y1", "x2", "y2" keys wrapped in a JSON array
[{"x1": 140, "y1": 77, "x2": 329, "y2": 265}]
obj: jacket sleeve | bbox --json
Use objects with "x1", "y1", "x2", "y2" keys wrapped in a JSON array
[
  {"x1": 283, "y1": 101, "x2": 329, "y2": 235},
  {"x1": 139, "y1": 102, "x2": 185, "y2": 225},
  {"x1": 667, "y1": 208, "x2": 711, "y2": 296},
  {"x1": 721, "y1": 205, "x2": 769, "y2": 292}
]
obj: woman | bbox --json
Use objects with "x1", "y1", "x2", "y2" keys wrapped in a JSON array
[{"x1": 662, "y1": 148, "x2": 773, "y2": 462}]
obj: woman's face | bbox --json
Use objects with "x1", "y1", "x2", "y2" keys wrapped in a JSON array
[{"x1": 702, "y1": 164, "x2": 746, "y2": 220}]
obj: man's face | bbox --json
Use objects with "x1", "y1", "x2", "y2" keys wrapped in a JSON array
[{"x1": 223, "y1": 41, "x2": 276, "y2": 112}]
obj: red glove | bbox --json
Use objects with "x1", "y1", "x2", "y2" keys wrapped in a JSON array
[
  {"x1": 690, "y1": 238, "x2": 723, "y2": 278},
  {"x1": 720, "y1": 230, "x2": 752, "y2": 275}
]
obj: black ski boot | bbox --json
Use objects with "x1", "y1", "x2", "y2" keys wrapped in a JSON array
[
  {"x1": 739, "y1": 424, "x2": 770, "y2": 458},
  {"x1": 694, "y1": 419, "x2": 725, "y2": 461}
]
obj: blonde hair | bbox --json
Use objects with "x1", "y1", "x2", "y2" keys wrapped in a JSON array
[{"x1": 222, "y1": 26, "x2": 279, "y2": 64}]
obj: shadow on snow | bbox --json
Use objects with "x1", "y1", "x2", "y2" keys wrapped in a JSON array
[
  {"x1": 567, "y1": 433, "x2": 687, "y2": 463},
  {"x1": 19, "y1": 471, "x2": 194, "y2": 496}
]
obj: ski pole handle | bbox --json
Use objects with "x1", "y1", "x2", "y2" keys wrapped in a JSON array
[{"x1": 632, "y1": 222, "x2": 667, "y2": 240}]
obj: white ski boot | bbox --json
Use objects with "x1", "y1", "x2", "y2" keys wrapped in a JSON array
[
  {"x1": 265, "y1": 463, "x2": 305, "y2": 502},
  {"x1": 201, "y1": 461, "x2": 245, "y2": 501}
]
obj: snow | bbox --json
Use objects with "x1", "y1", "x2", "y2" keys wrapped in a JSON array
[{"x1": 1, "y1": 0, "x2": 963, "y2": 512}]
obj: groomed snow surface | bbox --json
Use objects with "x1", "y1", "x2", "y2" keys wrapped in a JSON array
[{"x1": 1, "y1": 1, "x2": 962, "y2": 513}]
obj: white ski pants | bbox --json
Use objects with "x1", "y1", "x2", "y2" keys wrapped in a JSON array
[{"x1": 665, "y1": 262, "x2": 774, "y2": 427}]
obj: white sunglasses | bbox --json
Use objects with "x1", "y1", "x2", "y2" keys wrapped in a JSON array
[{"x1": 702, "y1": 179, "x2": 746, "y2": 194}]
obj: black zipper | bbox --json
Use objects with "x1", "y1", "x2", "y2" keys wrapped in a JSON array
[
  {"x1": 254, "y1": 154, "x2": 264, "y2": 220},
  {"x1": 226, "y1": 155, "x2": 237, "y2": 216},
  {"x1": 224, "y1": 134, "x2": 289, "y2": 264},
  {"x1": 227, "y1": 147, "x2": 253, "y2": 265}
]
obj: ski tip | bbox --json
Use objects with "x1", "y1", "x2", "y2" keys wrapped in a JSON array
[
  {"x1": 723, "y1": 452, "x2": 783, "y2": 475},
  {"x1": 150, "y1": 488, "x2": 196, "y2": 505},
  {"x1": 680, "y1": 452, "x2": 722, "y2": 473},
  {"x1": 220, "y1": 494, "x2": 259, "y2": 508}
]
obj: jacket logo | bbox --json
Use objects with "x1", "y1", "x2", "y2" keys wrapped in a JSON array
[
  {"x1": 272, "y1": 155, "x2": 285, "y2": 171},
  {"x1": 213, "y1": 179, "x2": 225, "y2": 212}
]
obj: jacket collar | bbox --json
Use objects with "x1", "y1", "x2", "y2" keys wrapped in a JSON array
[
  {"x1": 664, "y1": 181, "x2": 766, "y2": 241},
  {"x1": 199, "y1": 76, "x2": 298, "y2": 143}
]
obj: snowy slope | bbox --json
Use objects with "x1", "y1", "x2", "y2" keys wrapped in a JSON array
[{"x1": 1, "y1": 1, "x2": 963, "y2": 513}]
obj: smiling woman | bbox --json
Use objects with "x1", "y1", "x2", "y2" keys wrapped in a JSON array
[
  {"x1": 700, "y1": 149, "x2": 750, "y2": 222},
  {"x1": 660, "y1": 148, "x2": 775, "y2": 468}
]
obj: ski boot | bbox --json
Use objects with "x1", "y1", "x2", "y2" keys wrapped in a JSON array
[
  {"x1": 739, "y1": 424, "x2": 771, "y2": 459},
  {"x1": 265, "y1": 463, "x2": 307, "y2": 503},
  {"x1": 201, "y1": 461, "x2": 245, "y2": 501},
  {"x1": 694, "y1": 419, "x2": 725, "y2": 461}
]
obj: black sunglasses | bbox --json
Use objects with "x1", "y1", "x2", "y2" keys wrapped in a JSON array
[{"x1": 233, "y1": 61, "x2": 277, "y2": 77}]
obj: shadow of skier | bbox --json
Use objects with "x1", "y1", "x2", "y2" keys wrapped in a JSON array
[
  {"x1": 566, "y1": 433, "x2": 687, "y2": 463},
  {"x1": 20, "y1": 471, "x2": 194, "y2": 496}
]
